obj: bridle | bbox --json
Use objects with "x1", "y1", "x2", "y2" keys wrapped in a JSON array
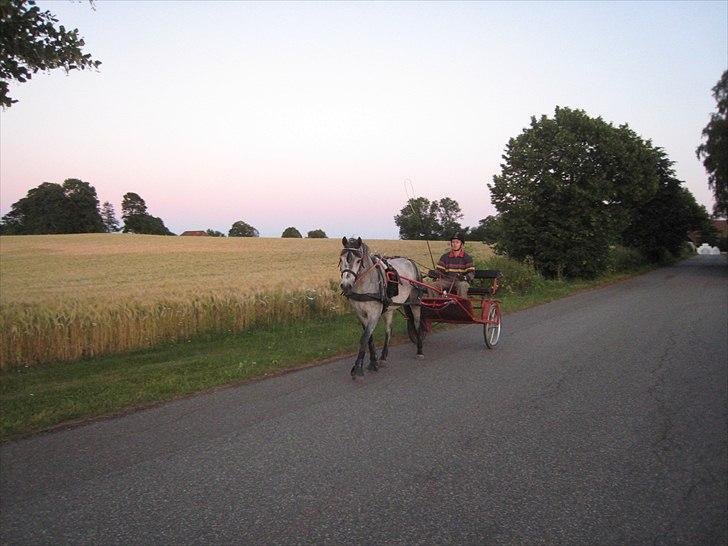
[
  {"x1": 340, "y1": 247, "x2": 380, "y2": 287},
  {"x1": 340, "y1": 247, "x2": 365, "y2": 282}
]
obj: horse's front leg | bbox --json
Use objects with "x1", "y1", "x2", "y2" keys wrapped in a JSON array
[
  {"x1": 379, "y1": 308, "x2": 395, "y2": 364},
  {"x1": 352, "y1": 315, "x2": 380, "y2": 377},
  {"x1": 367, "y1": 332, "x2": 379, "y2": 372},
  {"x1": 351, "y1": 324, "x2": 368, "y2": 378}
]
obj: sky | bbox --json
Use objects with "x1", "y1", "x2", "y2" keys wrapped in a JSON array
[{"x1": 1, "y1": 1, "x2": 726, "y2": 238}]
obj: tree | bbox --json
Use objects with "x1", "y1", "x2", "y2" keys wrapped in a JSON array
[
  {"x1": 121, "y1": 192, "x2": 147, "y2": 218},
  {"x1": 205, "y1": 229, "x2": 225, "y2": 237},
  {"x1": 100, "y1": 201, "x2": 120, "y2": 232},
  {"x1": 62, "y1": 178, "x2": 104, "y2": 233},
  {"x1": 307, "y1": 229, "x2": 327, "y2": 238},
  {"x1": 489, "y1": 107, "x2": 659, "y2": 278},
  {"x1": 394, "y1": 197, "x2": 441, "y2": 239},
  {"x1": 468, "y1": 216, "x2": 502, "y2": 244},
  {"x1": 228, "y1": 221, "x2": 259, "y2": 237},
  {"x1": 622, "y1": 150, "x2": 711, "y2": 261},
  {"x1": 0, "y1": 178, "x2": 104, "y2": 234},
  {"x1": 696, "y1": 70, "x2": 728, "y2": 217},
  {"x1": 436, "y1": 197, "x2": 464, "y2": 238},
  {"x1": 0, "y1": 0, "x2": 101, "y2": 108},
  {"x1": 1, "y1": 182, "x2": 66, "y2": 234},
  {"x1": 121, "y1": 192, "x2": 173, "y2": 235},
  {"x1": 281, "y1": 227, "x2": 302, "y2": 238}
]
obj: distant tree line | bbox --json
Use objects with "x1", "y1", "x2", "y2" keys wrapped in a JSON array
[
  {"x1": 0, "y1": 182, "x2": 329, "y2": 239},
  {"x1": 0, "y1": 181, "x2": 175, "y2": 235}
]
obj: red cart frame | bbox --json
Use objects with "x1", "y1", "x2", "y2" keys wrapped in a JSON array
[{"x1": 390, "y1": 269, "x2": 503, "y2": 348}]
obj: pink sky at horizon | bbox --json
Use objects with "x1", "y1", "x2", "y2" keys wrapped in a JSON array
[{"x1": 1, "y1": 1, "x2": 726, "y2": 238}]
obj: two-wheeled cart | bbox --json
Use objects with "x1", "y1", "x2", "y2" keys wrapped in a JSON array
[{"x1": 394, "y1": 269, "x2": 503, "y2": 348}]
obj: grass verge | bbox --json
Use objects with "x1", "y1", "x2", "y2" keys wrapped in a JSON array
[{"x1": 0, "y1": 267, "x2": 652, "y2": 442}]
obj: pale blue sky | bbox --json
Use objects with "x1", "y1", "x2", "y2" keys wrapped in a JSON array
[{"x1": 1, "y1": 1, "x2": 726, "y2": 237}]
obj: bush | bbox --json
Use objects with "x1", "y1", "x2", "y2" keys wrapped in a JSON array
[
  {"x1": 282, "y1": 227, "x2": 302, "y2": 238},
  {"x1": 605, "y1": 245, "x2": 649, "y2": 273},
  {"x1": 475, "y1": 255, "x2": 544, "y2": 295}
]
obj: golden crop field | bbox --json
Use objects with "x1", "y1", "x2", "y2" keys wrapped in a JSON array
[{"x1": 0, "y1": 234, "x2": 493, "y2": 368}]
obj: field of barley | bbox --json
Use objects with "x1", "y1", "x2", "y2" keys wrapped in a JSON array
[{"x1": 0, "y1": 234, "x2": 493, "y2": 368}]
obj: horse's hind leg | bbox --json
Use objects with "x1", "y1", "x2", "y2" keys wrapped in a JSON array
[
  {"x1": 411, "y1": 305, "x2": 424, "y2": 358},
  {"x1": 379, "y1": 308, "x2": 395, "y2": 364}
]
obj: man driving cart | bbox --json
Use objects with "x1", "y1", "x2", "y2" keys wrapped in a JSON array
[{"x1": 431, "y1": 232, "x2": 475, "y2": 297}]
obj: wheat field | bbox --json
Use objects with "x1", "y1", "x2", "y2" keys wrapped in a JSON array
[{"x1": 0, "y1": 234, "x2": 493, "y2": 368}]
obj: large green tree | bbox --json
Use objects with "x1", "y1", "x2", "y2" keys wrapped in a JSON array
[
  {"x1": 489, "y1": 107, "x2": 659, "y2": 278},
  {"x1": 696, "y1": 70, "x2": 728, "y2": 217},
  {"x1": 0, "y1": 178, "x2": 104, "y2": 234},
  {"x1": 307, "y1": 229, "x2": 327, "y2": 238},
  {"x1": 0, "y1": 0, "x2": 101, "y2": 108},
  {"x1": 121, "y1": 192, "x2": 173, "y2": 235}
]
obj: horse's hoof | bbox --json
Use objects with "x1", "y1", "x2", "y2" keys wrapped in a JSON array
[
  {"x1": 367, "y1": 363, "x2": 378, "y2": 372},
  {"x1": 379, "y1": 359, "x2": 387, "y2": 366},
  {"x1": 416, "y1": 354, "x2": 425, "y2": 359}
]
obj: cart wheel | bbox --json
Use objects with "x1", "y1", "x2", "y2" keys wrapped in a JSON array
[
  {"x1": 407, "y1": 318, "x2": 428, "y2": 344},
  {"x1": 483, "y1": 302, "x2": 501, "y2": 348}
]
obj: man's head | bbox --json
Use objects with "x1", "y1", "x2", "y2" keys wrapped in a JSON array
[{"x1": 450, "y1": 232, "x2": 465, "y2": 252}]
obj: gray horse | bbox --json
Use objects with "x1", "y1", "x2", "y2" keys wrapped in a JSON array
[{"x1": 339, "y1": 237, "x2": 424, "y2": 378}]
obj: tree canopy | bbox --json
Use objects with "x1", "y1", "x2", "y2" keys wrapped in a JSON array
[
  {"x1": 281, "y1": 227, "x2": 302, "y2": 238},
  {"x1": 394, "y1": 196, "x2": 464, "y2": 240},
  {"x1": 306, "y1": 229, "x2": 327, "y2": 238},
  {"x1": 468, "y1": 216, "x2": 502, "y2": 244},
  {"x1": 121, "y1": 192, "x2": 174, "y2": 235},
  {"x1": 0, "y1": 0, "x2": 101, "y2": 108},
  {"x1": 228, "y1": 221, "x2": 259, "y2": 237},
  {"x1": 622, "y1": 150, "x2": 712, "y2": 261},
  {"x1": 696, "y1": 70, "x2": 728, "y2": 217},
  {"x1": 489, "y1": 107, "x2": 662, "y2": 278},
  {"x1": 0, "y1": 178, "x2": 104, "y2": 234}
]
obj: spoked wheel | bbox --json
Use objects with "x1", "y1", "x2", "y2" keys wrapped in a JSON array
[
  {"x1": 483, "y1": 302, "x2": 501, "y2": 348},
  {"x1": 407, "y1": 318, "x2": 428, "y2": 344}
]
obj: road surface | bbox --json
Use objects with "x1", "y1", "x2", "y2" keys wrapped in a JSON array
[{"x1": 1, "y1": 255, "x2": 726, "y2": 545}]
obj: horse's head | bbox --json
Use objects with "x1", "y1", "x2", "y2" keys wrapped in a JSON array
[{"x1": 339, "y1": 236, "x2": 366, "y2": 293}]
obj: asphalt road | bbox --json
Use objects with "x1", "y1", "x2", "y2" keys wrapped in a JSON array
[{"x1": 1, "y1": 255, "x2": 726, "y2": 545}]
